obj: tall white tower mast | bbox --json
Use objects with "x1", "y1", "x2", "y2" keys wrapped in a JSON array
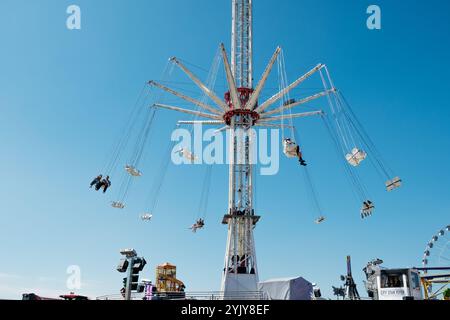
[
  {"x1": 231, "y1": 0, "x2": 252, "y2": 88},
  {"x1": 221, "y1": 0, "x2": 259, "y2": 294}
]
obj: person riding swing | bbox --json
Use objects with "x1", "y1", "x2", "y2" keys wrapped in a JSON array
[
  {"x1": 94, "y1": 175, "x2": 111, "y2": 193},
  {"x1": 189, "y1": 218, "x2": 205, "y2": 233},
  {"x1": 296, "y1": 145, "x2": 307, "y2": 166},
  {"x1": 90, "y1": 175, "x2": 102, "y2": 188},
  {"x1": 100, "y1": 176, "x2": 111, "y2": 193}
]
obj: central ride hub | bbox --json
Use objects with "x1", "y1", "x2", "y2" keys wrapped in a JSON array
[
  {"x1": 223, "y1": 88, "x2": 259, "y2": 126},
  {"x1": 223, "y1": 109, "x2": 260, "y2": 126}
]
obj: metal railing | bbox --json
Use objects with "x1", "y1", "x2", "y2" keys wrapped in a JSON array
[{"x1": 96, "y1": 291, "x2": 267, "y2": 301}]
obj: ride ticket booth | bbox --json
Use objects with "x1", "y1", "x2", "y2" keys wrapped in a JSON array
[{"x1": 376, "y1": 269, "x2": 422, "y2": 300}]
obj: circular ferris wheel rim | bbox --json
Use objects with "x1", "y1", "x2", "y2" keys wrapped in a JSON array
[{"x1": 422, "y1": 225, "x2": 450, "y2": 273}]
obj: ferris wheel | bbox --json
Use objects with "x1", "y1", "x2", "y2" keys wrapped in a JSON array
[{"x1": 422, "y1": 225, "x2": 450, "y2": 273}]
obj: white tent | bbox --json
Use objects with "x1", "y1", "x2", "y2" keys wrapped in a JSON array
[{"x1": 258, "y1": 277, "x2": 313, "y2": 300}]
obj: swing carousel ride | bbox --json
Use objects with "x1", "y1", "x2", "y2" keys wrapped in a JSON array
[
  {"x1": 90, "y1": 53, "x2": 401, "y2": 224},
  {"x1": 89, "y1": 0, "x2": 402, "y2": 294}
]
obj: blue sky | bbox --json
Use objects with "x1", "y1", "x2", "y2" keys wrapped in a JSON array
[{"x1": 0, "y1": 0, "x2": 449, "y2": 299}]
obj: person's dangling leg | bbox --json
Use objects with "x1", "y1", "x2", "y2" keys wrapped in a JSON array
[
  {"x1": 95, "y1": 181, "x2": 103, "y2": 191},
  {"x1": 299, "y1": 156, "x2": 307, "y2": 166},
  {"x1": 296, "y1": 146, "x2": 307, "y2": 166}
]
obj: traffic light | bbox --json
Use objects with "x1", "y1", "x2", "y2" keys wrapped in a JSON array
[
  {"x1": 117, "y1": 259, "x2": 129, "y2": 273},
  {"x1": 122, "y1": 277, "x2": 127, "y2": 289},
  {"x1": 137, "y1": 283, "x2": 145, "y2": 293},
  {"x1": 133, "y1": 257, "x2": 147, "y2": 272},
  {"x1": 130, "y1": 274, "x2": 139, "y2": 291},
  {"x1": 130, "y1": 257, "x2": 147, "y2": 291}
]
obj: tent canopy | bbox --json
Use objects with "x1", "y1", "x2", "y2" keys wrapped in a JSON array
[{"x1": 258, "y1": 276, "x2": 313, "y2": 300}]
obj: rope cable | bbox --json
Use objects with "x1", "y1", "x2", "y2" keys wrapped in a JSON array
[
  {"x1": 277, "y1": 52, "x2": 285, "y2": 140},
  {"x1": 110, "y1": 62, "x2": 174, "y2": 205},
  {"x1": 102, "y1": 83, "x2": 150, "y2": 176},
  {"x1": 337, "y1": 91, "x2": 394, "y2": 178},
  {"x1": 144, "y1": 127, "x2": 179, "y2": 214},
  {"x1": 318, "y1": 68, "x2": 373, "y2": 204},
  {"x1": 321, "y1": 114, "x2": 367, "y2": 202},
  {"x1": 320, "y1": 69, "x2": 351, "y2": 151},
  {"x1": 293, "y1": 127, "x2": 323, "y2": 217},
  {"x1": 198, "y1": 165, "x2": 213, "y2": 219}
]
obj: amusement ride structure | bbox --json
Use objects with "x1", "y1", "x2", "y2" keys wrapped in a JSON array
[
  {"x1": 92, "y1": 0, "x2": 402, "y2": 296},
  {"x1": 422, "y1": 225, "x2": 450, "y2": 273},
  {"x1": 419, "y1": 225, "x2": 450, "y2": 299}
]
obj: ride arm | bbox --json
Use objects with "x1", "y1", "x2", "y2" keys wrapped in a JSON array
[
  {"x1": 255, "y1": 63, "x2": 325, "y2": 113},
  {"x1": 177, "y1": 120, "x2": 224, "y2": 125},
  {"x1": 170, "y1": 57, "x2": 229, "y2": 111},
  {"x1": 262, "y1": 89, "x2": 335, "y2": 116},
  {"x1": 148, "y1": 80, "x2": 222, "y2": 115},
  {"x1": 153, "y1": 103, "x2": 221, "y2": 120},
  {"x1": 258, "y1": 110, "x2": 324, "y2": 122},
  {"x1": 254, "y1": 123, "x2": 294, "y2": 129},
  {"x1": 220, "y1": 43, "x2": 241, "y2": 109},
  {"x1": 214, "y1": 126, "x2": 230, "y2": 133},
  {"x1": 245, "y1": 46, "x2": 282, "y2": 110}
]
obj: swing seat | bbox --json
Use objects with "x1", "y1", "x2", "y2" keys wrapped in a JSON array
[
  {"x1": 183, "y1": 149, "x2": 196, "y2": 161},
  {"x1": 141, "y1": 213, "x2": 153, "y2": 221},
  {"x1": 346, "y1": 148, "x2": 367, "y2": 167},
  {"x1": 189, "y1": 222, "x2": 204, "y2": 233},
  {"x1": 315, "y1": 216, "x2": 326, "y2": 224},
  {"x1": 282, "y1": 139, "x2": 298, "y2": 158},
  {"x1": 360, "y1": 201, "x2": 375, "y2": 219},
  {"x1": 175, "y1": 148, "x2": 197, "y2": 161},
  {"x1": 125, "y1": 165, "x2": 142, "y2": 177},
  {"x1": 361, "y1": 211, "x2": 373, "y2": 219},
  {"x1": 111, "y1": 201, "x2": 125, "y2": 209},
  {"x1": 386, "y1": 176, "x2": 402, "y2": 192}
]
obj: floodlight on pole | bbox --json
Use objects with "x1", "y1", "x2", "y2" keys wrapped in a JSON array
[{"x1": 120, "y1": 248, "x2": 137, "y2": 258}]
